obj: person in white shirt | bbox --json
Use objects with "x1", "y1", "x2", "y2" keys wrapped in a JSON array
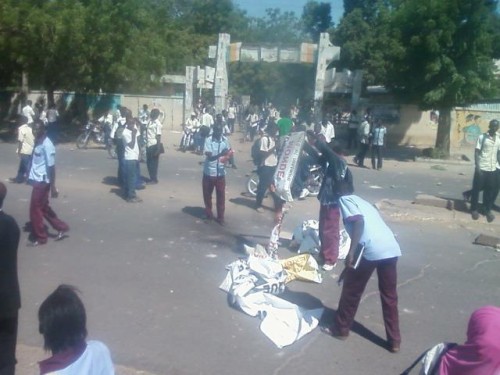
[
  {"x1": 354, "y1": 117, "x2": 371, "y2": 168},
  {"x1": 46, "y1": 104, "x2": 60, "y2": 143},
  {"x1": 38, "y1": 285, "x2": 115, "y2": 375},
  {"x1": 22, "y1": 100, "x2": 36, "y2": 124},
  {"x1": 370, "y1": 119, "x2": 387, "y2": 170},
  {"x1": 145, "y1": 108, "x2": 162, "y2": 184},
  {"x1": 121, "y1": 114, "x2": 142, "y2": 203},
  {"x1": 11, "y1": 115, "x2": 34, "y2": 183},
  {"x1": 227, "y1": 104, "x2": 236, "y2": 134},
  {"x1": 321, "y1": 118, "x2": 335, "y2": 143}
]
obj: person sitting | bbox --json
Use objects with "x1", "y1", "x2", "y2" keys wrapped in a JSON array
[{"x1": 38, "y1": 285, "x2": 115, "y2": 375}]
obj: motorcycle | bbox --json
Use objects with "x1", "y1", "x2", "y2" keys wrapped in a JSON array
[
  {"x1": 76, "y1": 120, "x2": 116, "y2": 158},
  {"x1": 246, "y1": 163, "x2": 323, "y2": 198},
  {"x1": 179, "y1": 125, "x2": 195, "y2": 152}
]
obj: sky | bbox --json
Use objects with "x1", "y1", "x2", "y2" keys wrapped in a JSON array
[{"x1": 234, "y1": 0, "x2": 343, "y2": 24}]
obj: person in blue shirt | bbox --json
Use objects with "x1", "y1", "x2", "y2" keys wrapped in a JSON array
[
  {"x1": 322, "y1": 179, "x2": 402, "y2": 354},
  {"x1": 370, "y1": 119, "x2": 387, "y2": 170},
  {"x1": 202, "y1": 122, "x2": 231, "y2": 225}
]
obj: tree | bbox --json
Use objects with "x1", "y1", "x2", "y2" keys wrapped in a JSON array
[
  {"x1": 387, "y1": 0, "x2": 499, "y2": 154},
  {"x1": 302, "y1": 1, "x2": 332, "y2": 42}
]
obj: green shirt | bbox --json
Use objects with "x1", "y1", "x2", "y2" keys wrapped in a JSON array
[{"x1": 277, "y1": 117, "x2": 293, "y2": 136}]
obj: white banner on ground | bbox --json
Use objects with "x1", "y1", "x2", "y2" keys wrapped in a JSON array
[{"x1": 274, "y1": 132, "x2": 305, "y2": 202}]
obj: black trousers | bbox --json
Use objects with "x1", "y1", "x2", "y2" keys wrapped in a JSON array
[
  {"x1": 146, "y1": 145, "x2": 160, "y2": 182},
  {"x1": 356, "y1": 143, "x2": 370, "y2": 166},
  {"x1": 470, "y1": 169, "x2": 497, "y2": 213},
  {"x1": 0, "y1": 314, "x2": 18, "y2": 375}
]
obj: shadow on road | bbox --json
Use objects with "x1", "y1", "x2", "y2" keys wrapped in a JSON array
[
  {"x1": 102, "y1": 176, "x2": 119, "y2": 186},
  {"x1": 320, "y1": 307, "x2": 388, "y2": 350},
  {"x1": 182, "y1": 206, "x2": 206, "y2": 219},
  {"x1": 229, "y1": 197, "x2": 257, "y2": 209}
]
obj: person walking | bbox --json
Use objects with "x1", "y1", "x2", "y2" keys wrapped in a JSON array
[
  {"x1": 10, "y1": 115, "x2": 34, "y2": 183},
  {"x1": 469, "y1": 119, "x2": 500, "y2": 222},
  {"x1": 371, "y1": 119, "x2": 386, "y2": 170},
  {"x1": 347, "y1": 109, "x2": 360, "y2": 150},
  {"x1": 145, "y1": 108, "x2": 163, "y2": 184},
  {"x1": 0, "y1": 182, "x2": 21, "y2": 375},
  {"x1": 202, "y1": 124, "x2": 231, "y2": 225},
  {"x1": 322, "y1": 179, "x2": 402, "y2": 354},
  {"x1": 27, "y1": 121, "x2": 69, "y2": 246}
]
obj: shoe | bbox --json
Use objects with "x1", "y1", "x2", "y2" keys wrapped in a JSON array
[
  {"x1": 216, "y1": 218, "x2": 225, "y2": 226},
  {"x1": 322, "y1": 263, "x2": 336, "y2": 271},
  {"x1": 486, "y1": 212, "x2": 495, "y2": 223},
  {"x1": 471, "y1": 210, "x2": 479, "y2": 220},
  {"x1": 202, "y1": 214, "x2": 213, "y2": 221},
  {"x1": 127, "y1": 197, "x2": 143, "y2": 203},
  {"x1": 55, "y1": 231, "x2": 68, "y2": 241},
  {"x1": 146, "y1": 180, "x2": 158, "y2": 185},
  {"x1": 27, "y1": 240, "x2": 39, "y2": 247},
  {"x1": 299, "y1": 188, "x2": 310, "y2": 200},
  {"x1": 321, "y1": 326, "x2": 348, "y2": 340},
  {"x1": 388, "y1": 342, "x2": 400, "y2": 353},
  {"x1": 255, "y1": 207, "x2": 264, "y2": 213},
  {"x1": 136, "y1": 185, "x2": 146, "y2": 190}
]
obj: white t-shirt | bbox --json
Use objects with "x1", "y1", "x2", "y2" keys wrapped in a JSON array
[
  {"x1": 29, "y1": 137, "x2": 56, "y2": 183},
  {"x1": 22, "y1": 105, "x2": 36, "y2": 124},
  {"x1": 18, "y1": 124, "x2": 34, "y2": 155},
  {"x1": 321, "y1": 122, "x2": 335, "y2": 143},
  {"x1": 47, "y1": 109, "x2": 59, "y2": 123},
  {"x1": 44, "y1": 340, "x2": 115, "y2": 375},
  {"x1": 201, "y1": 113, "x2": 214, "y2": 127},
  {"x1": 260, "y1": 135, "x2": 277, "y2": 167},
  {"x1": 122, "y1": 128, "x2": 140, "y2": 160},
  {"x1": 145, "y1": 119, "x2": 162, "y2": 147},
  {"x1": 227, "y1": 106, "x2": 236, "y2": 119},
  {"x1": 476, "y1": 133, "x2": 500, "y2": 172}
]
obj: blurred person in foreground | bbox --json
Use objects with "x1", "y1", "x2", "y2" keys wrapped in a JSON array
[
  {"x1": 0, "y1": 182, "x2": 21, "y2": 375},
  {"x1": 38, "y1": 285, "x2": 114, "y2": 375}
]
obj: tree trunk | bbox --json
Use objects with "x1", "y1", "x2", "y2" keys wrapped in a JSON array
[{"x1": 434, "y1": 107, "x2": 451, "y2": 157}]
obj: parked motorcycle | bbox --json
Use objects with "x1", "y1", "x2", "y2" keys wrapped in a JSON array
[
  {"x1": 76, "y1": 120, "x2": 116, "y2": 158},
  {"x1": 246, "y1": 163, "x2": 323, "y2": 198}
]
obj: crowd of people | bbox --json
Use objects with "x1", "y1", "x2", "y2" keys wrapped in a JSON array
[{"x1": 2, "y1": 96, "x2": 500, "y2": 374}]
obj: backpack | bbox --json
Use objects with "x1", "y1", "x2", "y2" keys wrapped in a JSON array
[{"x1": 251, "y1": 136, "x2": 268, "y2": 166}]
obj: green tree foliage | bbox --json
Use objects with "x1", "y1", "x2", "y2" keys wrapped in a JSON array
[
  {"x1": 387, "y1": 0, "x2": 498, "y2": 152},
  {"x1": 302, "y1": 1, "x2": 333, "y2": 42}
]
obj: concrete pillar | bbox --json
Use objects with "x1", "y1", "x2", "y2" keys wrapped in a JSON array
[
  {"x1": 184, "y1": 66, "x2": 195, "y2": 122},
  {"x1": 214, "y1": 33, "x2": 230, "y2": 114}
]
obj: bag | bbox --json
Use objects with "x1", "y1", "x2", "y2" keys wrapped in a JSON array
[
  {"x1": 251, "y1": 137, "x2": 268, "y2": 166},
  {"x1": 113, "y1": 124, "x2": 125, "y2": 142},
  {"x1": 400, "y1": 342, "x2": 457, "y2": 375},
  {"x1": 157, "y1": 142, "x2": 165, "y2": 154}
]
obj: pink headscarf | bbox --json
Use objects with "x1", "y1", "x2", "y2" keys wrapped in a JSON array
[{"x1": 439, "y1": 306, "x2": 500, "y2": 375}]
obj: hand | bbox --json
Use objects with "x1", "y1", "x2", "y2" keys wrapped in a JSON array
[
  {"x1": 51, "y1": 187, "x2": 59, "y2": 198},
  {"x1": 344, "y1": 252, "x2": 354, "y2": 269}
]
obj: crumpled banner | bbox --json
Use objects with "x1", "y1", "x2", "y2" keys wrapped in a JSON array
[
  {"x1": 219, "y1": 255, "x2": 323, "y2": 348},
  {"x1": 280, "y1": 254, "x2": 322, "y2": 284},
  {"x1": 290, "y1": 220, "x2": 351, "y2": 260}
]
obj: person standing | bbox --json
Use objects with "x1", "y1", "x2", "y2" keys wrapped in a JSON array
[
  {"x1": 276, "y1": 109, "x2": 294, "y2": 152},
  {"x1": 227, "y1": 103, "x2": 236, "y2": 134},
  {"x1": 371, "y1": 119, "x2": 387, "y2": 170},
  {"x1": 145, "y1": 108, "x2": 162, "y2": 184},
  {"x1": 22, "y1": 100, "x2": 36, "y2": 125},
  {"x1": 347, "y1": 109, "x2": 359, "y2": 150},
  {"x1": 321, "y1": 118, "x2": 335, "y2": 144},
  {"x1": 0, "y1": 182, "x2": 21, "y2": 375},
  {"x1": 469, "y1": 119, "x2": 500, "y2": 222},
  {"x1": 308, "y1": 137, "x2": 353, "y2": 271},
  {"x1": 27, "y1": 121, "x2": 69, "y2": 245},
  {"x1": 202, "y1": 124, "x2": 231, "y2": 225},
  {"x1": 322, "y1": 180, "x2": 402, "y2": 354},
  {"x1": 354, "y1": 117, "x2": 371, "y2": 168},
  {"x1": 121, "y1": 114, "x2": 142, "y2": 203},
  {"x1": 10, "y1": 115, "x2": 34, "y2": 183}
]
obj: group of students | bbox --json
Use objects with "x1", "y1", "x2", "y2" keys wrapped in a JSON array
[
  {"x1": 108, "y1": 105, "x2": 164, "y2": 203},
  {"x1": 348, "y1": 109, "x2": 388, "y2": 170}
]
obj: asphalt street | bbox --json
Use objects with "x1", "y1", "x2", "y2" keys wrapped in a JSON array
[{"x1": 1, "y1": 132, "x2": 499, "y2": 375}]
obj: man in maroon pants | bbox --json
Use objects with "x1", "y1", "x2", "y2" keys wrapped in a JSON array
[
  {"x1": 28, "y1": 121, "x2": 69, "y2": 246},
  {"x1": 322, "y1": 180, "x2": 402, "y2": 353},
  {"x1": 202, "y1": 122, "x2": 230, "y2": 225}
]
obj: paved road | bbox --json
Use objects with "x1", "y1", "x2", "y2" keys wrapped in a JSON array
[{"x1": 1, "y1": 133, "x2": 499, "y2": 375}]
